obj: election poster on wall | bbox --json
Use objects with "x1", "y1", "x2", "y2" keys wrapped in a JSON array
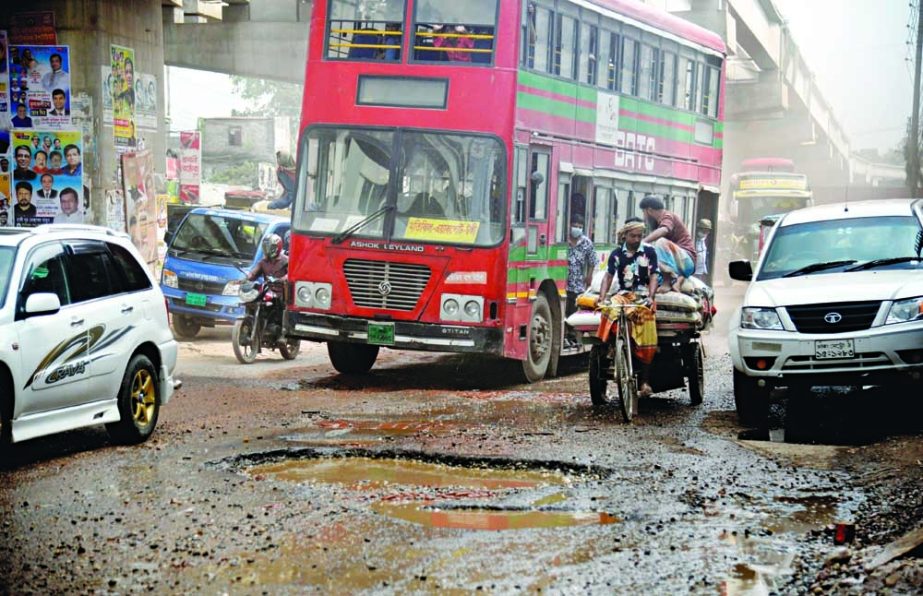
[
  {"x1": 110, "y1": 44, "x2": 137, "y2": 150},
  {"x1": 136, "y1": 73, "x2": 158, "y2": 130},
  {"x1": 9, "y1": 12, "x2": 57, "y2": 46},
  {"x1": 121, "y1": 150, "x2": 158, "y2": 265},
  {"x1": 179, "y1": 130, "x2": 201, "y2": 204},
  {"x1": 10, "y1": 130, "x2": 84, "y2": 227},
  {"x1": 8, "y1": 45, "x2": 72, "y2": 130},
  {"x1": 0, "y1": 129, "x2": 10, "y2": 226},
  {"x1": 0, "y1": 31, "x2": 10, "y2": 124},
  {"x1": 101, "y1": 65, "x2": 113, "y2": 125}
]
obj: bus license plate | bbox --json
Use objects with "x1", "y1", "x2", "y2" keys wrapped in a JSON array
[
  {"x1": 814, "y1": 339, "x2": 854, "y2": 360},
  {"x1": 185, "y1": 293, "x2": 207, "y2": 307},
  {"x1": 368, "y1": 322, "x2": 395, "y2": 346}
]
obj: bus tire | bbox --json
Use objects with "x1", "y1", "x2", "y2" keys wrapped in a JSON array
[
  {"x1": 521, "y1": 294, "x2": 553, "y2": 383},
  {"x1": 327, "y1": 341, "x2": 379, "y2": 374}
]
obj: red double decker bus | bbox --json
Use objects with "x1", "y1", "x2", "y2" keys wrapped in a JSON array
[{"x1": 286, "y1": 0, "x2": 725, "y2": 381}]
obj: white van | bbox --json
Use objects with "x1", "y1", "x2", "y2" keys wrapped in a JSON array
[{"x1": 728, "y1": 199, "x2": 923, "y2": 425}]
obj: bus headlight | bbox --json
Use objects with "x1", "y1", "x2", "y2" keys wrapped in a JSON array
[
  {"x1": 441, "y1": 294, "x2": 484, "y2": 322},
  {"x1": 161, "y1": 269, "x2": 178, "y2": 289},
  {"x1": 314, "y1": 285, "x2": 332, "y2": 309},
  {"x1": 443, "y1": 299, "x2": 460, "y2": 317},
  {"x1": 295, "y1": 281, "x2": 332, "y2": 310}
]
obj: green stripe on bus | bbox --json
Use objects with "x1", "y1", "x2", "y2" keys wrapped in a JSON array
[{"x1": 516, "y1": 92, "x2": 596, "y2": 123}]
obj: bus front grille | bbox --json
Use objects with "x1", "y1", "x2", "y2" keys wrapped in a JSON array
[{"x1": 343, "y1": 259, "x2": 432, "y2": 312}]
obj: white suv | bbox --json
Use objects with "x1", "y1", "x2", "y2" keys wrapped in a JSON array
[
  {"x1": 728, "y1": 199, "x2": 923, "y2": 425},
  {"x1": 0, "y1": 225, "x2": 178, "y2": 446}
]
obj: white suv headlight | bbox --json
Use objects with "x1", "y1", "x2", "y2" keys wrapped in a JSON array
[
  {"x1": 741, "y1": 307, "x2": 783, "y2": 330},
  {"x1": 886, "y1": 296, "x2": 923, "y2": 325},
  {"x1": 162, "y1": 269, "x2": 178, "y2": 288}
]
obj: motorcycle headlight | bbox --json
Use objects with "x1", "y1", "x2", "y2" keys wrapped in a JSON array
[
  {"x1": 162, "y1": 269, "x2": 178, "y2": 289},
  {"x1": 223, "y1": 280, "x2": 242, "y2": 296},
  {"x1": 741, "y1": 307, "x2": 784, "y2": 330},
  {"x1": 886, "y1": 296, "x2": 923, "y2": 325},
  {"x1": 238, "y1": 283, "x2": 260, "y2": 303}
]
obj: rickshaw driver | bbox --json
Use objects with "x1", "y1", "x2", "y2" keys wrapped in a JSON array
[{"x1": 596, "y1": 221, "x2": 661, "y2": 396}]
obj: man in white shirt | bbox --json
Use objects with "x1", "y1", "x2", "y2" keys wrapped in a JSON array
[
  {"x1": 41, "y1": 53, "x2": 69, "y2": 92},
  {"x1": 53, "y1": 187, "x2": 83, "y2": 223},
  {"x1": 35, "y1": 173, "x2": 58, "y2": 200},
  {"x1": 694, "y1": 218, "x2": 712, "y2": 280}
]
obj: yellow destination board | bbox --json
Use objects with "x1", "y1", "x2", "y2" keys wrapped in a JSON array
[
  {"x1": 739, "y1": 177, "x2": 807, "y2": 190},
  {"x1": 405, "y1": 218, "x2": 480, "y2": 243}
]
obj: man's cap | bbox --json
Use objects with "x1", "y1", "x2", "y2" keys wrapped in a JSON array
[{"x1": 698, "y1": 218, "x2": 713, "y2": 230}]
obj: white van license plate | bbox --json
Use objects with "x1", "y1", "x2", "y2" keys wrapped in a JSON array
[{"x1": 814, "y1": 339, "x2": 855, "y2": 360}]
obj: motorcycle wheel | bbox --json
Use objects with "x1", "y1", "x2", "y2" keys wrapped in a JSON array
[
  {"x1": 232, "y1": 316, "x2": 260, "y2": 364},
  {"x1": 279, "y1": 338, "x2": 300, "y2": 360}
]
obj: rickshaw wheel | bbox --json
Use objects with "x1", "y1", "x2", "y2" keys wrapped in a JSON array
[
  {"x1": 615, "y1": 330, "x2": 638, "y2": 422},
  {"x1": 588, "y1": 345, "x2": 611, "y2": 406},
  {"x1": 686, "y1": 342, "x2": 704, "y2": 406}
]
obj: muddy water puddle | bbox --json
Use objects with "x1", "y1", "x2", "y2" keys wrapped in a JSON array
[{"x1": 242, "y1": 453, "x2": 615, "y2": 530}]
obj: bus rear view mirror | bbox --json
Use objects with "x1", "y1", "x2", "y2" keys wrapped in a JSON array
[{"x1": 729, "y1": 260, "x2": 753, "y2": 282}]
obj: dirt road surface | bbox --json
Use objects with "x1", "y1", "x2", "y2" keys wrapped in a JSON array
[{"x1": 1, "y1": 290, "x2": 921, "y2": 594}]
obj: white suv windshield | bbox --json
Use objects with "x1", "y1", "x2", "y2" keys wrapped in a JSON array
[
  {"x1": 295, "y1": 128, "x2": 506, "y2": 247},
  {"x1": 758, "y1": 216, "x2": 922, "y2": 280}
]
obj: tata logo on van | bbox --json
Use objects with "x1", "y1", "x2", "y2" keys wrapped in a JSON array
[{"x1": 824, "y1": 312, "x2": 843, "y2": 324}]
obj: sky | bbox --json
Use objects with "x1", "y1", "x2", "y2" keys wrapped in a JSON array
[
  {"x1": 166, "y1": 0, "x2": 914, "y2": 154},
  {"x1": 775, "y1": 0, "x2": 913, "y2": 154}
]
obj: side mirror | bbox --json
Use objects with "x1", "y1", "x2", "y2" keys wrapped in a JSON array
[
  {"x1": 164, "y1": 230, "x2": 174, "y2": 246},
  {"x1": 728, "y1": 260, "x2": 753, "y2": 282},
  {"x1": 24, "y1": 292, "x2": 61, "y2": 317}
]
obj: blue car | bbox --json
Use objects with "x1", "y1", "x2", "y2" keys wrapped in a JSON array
[{"x1": 160, "y1": 208, "x2": 290, "y2": 338}]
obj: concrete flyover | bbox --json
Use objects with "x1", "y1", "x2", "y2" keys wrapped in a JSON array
[
  {"x1": 162, "y1": 0, "x2": 308, "y2": 83},
  {"x1": 165, "y1": 0, "x2": 878, "y2": 201}
]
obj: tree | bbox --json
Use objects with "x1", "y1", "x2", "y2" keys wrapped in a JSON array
[{"x1": 230, "y1": 76, "x2": 303, "y2": 154}]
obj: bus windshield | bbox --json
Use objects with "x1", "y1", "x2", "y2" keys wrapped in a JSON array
[
  {"x1": 296, "y1": 128, "x2": 506, "y2": 247},
  {"x1": 739, "y1": 195, "x2": 811, "y2": 225}
]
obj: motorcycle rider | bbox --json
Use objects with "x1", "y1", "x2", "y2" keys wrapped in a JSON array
[
  {"x1": 243, "y1": 233, "x2": 289, "y2": 342},
  {"x1": 248, "y1": 233, "x2": 288, "y2": 283}
]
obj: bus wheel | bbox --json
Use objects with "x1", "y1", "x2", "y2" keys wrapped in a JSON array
[
  {"x1": 327, "y1": 341, "x2": 379, "y2": 374},
  {"x1": 522, "y1": 294, "x2": 553, "y2": 383}
]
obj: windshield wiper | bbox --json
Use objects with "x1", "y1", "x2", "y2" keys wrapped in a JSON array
[
  {"x1": 331, "y1": 205, "x2": 394, "y2": 245},
  {"x1": 845, "y1": 256, "x2": 923, "y2": 272},
  {"x1": 783, "y1": 260, "x2": 857, "y2": 278}
]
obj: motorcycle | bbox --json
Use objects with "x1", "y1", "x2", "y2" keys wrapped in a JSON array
[{"x1": 231, "y1": 275, "x2": 301, "y2": 364}]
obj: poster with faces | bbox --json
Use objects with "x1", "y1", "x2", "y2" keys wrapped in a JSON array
[
  {"x1": 8, "y1": 44, "x2": 72, "y2": 130},
  {"x1": 11, "y1": 130, "x2": 84, "y2": 227}
]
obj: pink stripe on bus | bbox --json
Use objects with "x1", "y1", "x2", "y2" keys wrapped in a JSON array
[
  {"x1": 517, "y1": 84, "x2": 596, "y2": 111},
  {"x1": 619, "y1": 109, "x2": 695, "y2": 133}
]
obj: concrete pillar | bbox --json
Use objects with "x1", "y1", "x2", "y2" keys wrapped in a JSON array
[{"x1": 0, "y1": 0, "x2": 167, "y2": 227}]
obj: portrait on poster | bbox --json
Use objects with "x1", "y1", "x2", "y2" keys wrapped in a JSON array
[
  {"x1": 11, "y1": 130, "x2": 84, "y2": 227},
  {"x1": 8, "y1": 45, "x2": 72, "y2": 130},
  {"x1": 122, "y1": 150, "x2": 158, "y2": 265},
  {"x1": 110, "y1": 44, "x2": 137, "y2": 149}
]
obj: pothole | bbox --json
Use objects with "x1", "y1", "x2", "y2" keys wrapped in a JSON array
[{"x1": 225, "y1": 449, "x2": 615, "y2": 530}]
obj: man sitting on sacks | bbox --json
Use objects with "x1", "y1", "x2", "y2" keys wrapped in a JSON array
[{"x1": 594, "y1": 220, "x2": 661, "y2": 397}]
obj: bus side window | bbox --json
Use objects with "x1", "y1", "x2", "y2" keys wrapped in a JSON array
[
  {"x1": 514, "y1": 147, "x2": 528, "y2": 225},
  {"x1": 529, "y1": 153, "x2": 549, "y2": 220}
]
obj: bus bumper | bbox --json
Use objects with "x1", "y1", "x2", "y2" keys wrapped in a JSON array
[{"x1": 286, "y1": 311, "x2": 505, "y2": 355}]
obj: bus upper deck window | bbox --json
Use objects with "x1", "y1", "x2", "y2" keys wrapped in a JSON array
[
  {"x1": 413, "y1": 0, "x2": 498, "y2": 64},
  {"x1": 326, "y1": 0, "x2": 404, "y2": 61}
]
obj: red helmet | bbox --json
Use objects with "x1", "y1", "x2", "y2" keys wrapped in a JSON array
[{"x1": 261, "y1": 233, "x2": 283, "y2": 260}]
